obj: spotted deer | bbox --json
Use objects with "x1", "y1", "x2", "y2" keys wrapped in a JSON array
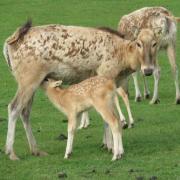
[
  {"x1": 118, "y1": 7, "x2": 180, "y2": 104},
  {"x1": 3, "y1": 21, "x2": 160, "y2": 160},
  {"x1": 41, "y1": 77, "x2": 123, "y2": 161}
]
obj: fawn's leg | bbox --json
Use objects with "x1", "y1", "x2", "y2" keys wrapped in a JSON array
[{"x1": 64, "y1": 114, "x2": 77, "y2": 159}]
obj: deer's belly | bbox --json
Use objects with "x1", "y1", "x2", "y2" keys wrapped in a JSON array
[{"x1": 47, "y1": 63, "x2": 96, "y2": 84}]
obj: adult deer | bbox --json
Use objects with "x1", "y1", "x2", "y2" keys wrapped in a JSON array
[{"x1": 3, "y1": 21, "x2": 160, "y2": 160}]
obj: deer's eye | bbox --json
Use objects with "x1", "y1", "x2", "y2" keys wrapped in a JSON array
[
  {"x1": 152, "y1": 42, "x2": 157, "y2": 47},
  {"x1": 136, "y1": 42, "x2": 141, "y2": 48}
]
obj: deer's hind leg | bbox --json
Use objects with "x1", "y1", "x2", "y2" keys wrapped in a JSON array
[
  {"x1": 93, "y1": 96, "x2": 123, "y2": 161},
  {"x1": 20, "y1": 95, "x2": 48, "y2": 157},
  {"x1": 6, "y1": 67, "x2": 47, "y2": 160}
]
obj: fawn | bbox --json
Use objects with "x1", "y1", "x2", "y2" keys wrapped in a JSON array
[{"x1": 41, "y1": 76, "x2": 123, "y2": 161}]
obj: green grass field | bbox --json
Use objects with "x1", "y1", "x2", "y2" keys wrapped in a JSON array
[{"x1": 0, "y1": 0, "x2": 180, "y2": 179}]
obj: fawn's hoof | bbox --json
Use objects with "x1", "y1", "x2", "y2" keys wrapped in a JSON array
[
  {"x1": 128, "y1": 123, "x2": 134, "y2": 128},
  {"x1": 121, "y1": 121, "x2": 128, "y2": 129}
]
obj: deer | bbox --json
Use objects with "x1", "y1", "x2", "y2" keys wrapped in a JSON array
[
  {"x1": 3, "y1": 20, "x2": 160, "y2": 160},
  {"x1": 41, "y1": 77, "x2": 123, "y2": 161},
  {"x1": 118, "y1": 7, "x2": 180, "y2": 104}
]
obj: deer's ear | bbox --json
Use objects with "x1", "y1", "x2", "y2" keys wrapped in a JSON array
[
  {"x1": 131, "y1": 26, "x2": 140, "y2": 39},
  {"x1": 51, "y1": 80, "x2": 63, "y2": 87},
  {"x1": 153, "y1": 27, "x2": 163, "y2": 38},
  {"x1": 47, "y1": 78, "x2": 53, "y2": 82}
]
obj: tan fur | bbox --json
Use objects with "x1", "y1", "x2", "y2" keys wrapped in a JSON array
[
  {"x1": 4, "y1": 23, "x2": 159, "y2": 160},
  {"x1": 42, "y1": 76, "x2": 123, "y2": 160}
]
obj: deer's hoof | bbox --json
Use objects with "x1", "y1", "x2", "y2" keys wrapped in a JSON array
[
  {"x1": 144, "y1": 94, "x2": 150, "y2": 99},
  {"x1": 135, "y1": 96, "x2": 142, "y2": 102},
  {"x1": 176, "y1": 98, "x2": 180, "y2": 104},
  {"x1": 32, "y1": 150, "x2": 48, "y2": 157}
]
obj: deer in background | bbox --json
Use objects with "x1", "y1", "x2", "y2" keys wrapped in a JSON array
[{"x1": 118, "y1": 7, "x2": 180, "y2": 104}]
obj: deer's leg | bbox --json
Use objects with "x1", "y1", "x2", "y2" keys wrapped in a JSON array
[
  {"x1": 132, "y1": 72, "x2": 142, "y2": 102},
  {"x1": 6, "y1": 87, "x2": 35, "y2": 160},
  {"x1": 167, "y1": 44, "x2": 180, "y2": 104},
  {"x1": 78, "y1": 111, "x2": 90, "y2": 129},
  {"x1": 20, "y1": 95, "x2": 47, "y2": 156},
  {"x1": 64, "y1": 114, "x2": 77, "y2": 159},
  {"x1": 94, "y1": 98, "x2": 123, "y2": 161},
  {"x1": 117, "y1": 87, "x2": 134, "y2": 128},
  {"x1": 102, "y1": 122, "x2": 113, "y2": 151},
  {"x1": 150, "y1": 65, "x2": 160, "y2": 104},
  {"x1": 114, "y1": 95, "x2": 128, "y2": 129},
  {"x1": 142, "y1": 75, "x2": 150, "y2": 99},
  {"x1": 6, "y1": 68, "x2": 46, "y2": 160}
]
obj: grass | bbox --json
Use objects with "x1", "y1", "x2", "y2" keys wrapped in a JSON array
[{"x1": 0, "y1": 0, "x2": 180, "y2": 179}]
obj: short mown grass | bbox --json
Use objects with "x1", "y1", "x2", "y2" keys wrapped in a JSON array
[{"x1": 0, "y1": 0, "x2": 180, "y2": 179}]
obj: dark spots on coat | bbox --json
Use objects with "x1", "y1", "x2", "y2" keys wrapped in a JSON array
[
  {"x1": 28, "y1": 46, "x2": 34, "y2": 50},
  {"x1": 75, "y1": 40, "x2": 80, "y2": 44},
  {"x1": 65, "y1": 46, "x2": 80, "y2": 57},
  {"x1": 52, "y1": 55, "x2": 58, "y2": 60},
  {"x1": 97, "y1": 54, "x2": 103, "y2": 61},
  {"x1": 49, "y1": 51, "x2": 52, "y2": 56},
  {"x1": 80, "y1": 49, "x2": 86, "y2": 56},
  {"x1": 52, "y1": 43, "x2": 58, "y2": 50},
  {"x1": 44, "y1": 47, "x2": 48, "y2": 51},
  {"x1": 44, "y1": 57, "x2": 50, "y2": 61},
  {"x1": 43, "y1": 39, "x2": 46, "y2": 46},
  {"x1": 99, "y1": 37, "x2": 103, "y2": 43},
  {"x1": 71, "y1": 42, "x2": 75, "y2": 47},
  {"x1": 92, "y1": 40, "x2": 97, "y2": 45},
  {"x1": 51, "y1": 55, "x2": 62, "y2": 62},
  {"x1": 47, "y1": 36, "x2": 50, "y2": 41},
  {"x1": 62, "y1": 29, "x2": 67, "y2": 33},
  {"x1": 62, "y1": 31, "x2": 70, "y2": 39},
  {"x1": 80, "y1": 49, "x2": 89, "y2": 58}
]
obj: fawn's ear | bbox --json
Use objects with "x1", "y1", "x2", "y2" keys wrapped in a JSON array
[{"x1": 51, "y1": 80, "x2": 63, "y2": 87}]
